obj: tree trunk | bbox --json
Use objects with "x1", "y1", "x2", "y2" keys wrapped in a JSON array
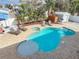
[
  {"x1": 17, "y1": 20, "x2": 21, "y2": 29},
  {"x1": 77, "y1": 12, "x2": 79, "y2": 16}
]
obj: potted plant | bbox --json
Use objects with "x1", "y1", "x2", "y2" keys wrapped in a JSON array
[{"x1": 44, "y1": 0, "x2": 56, "y2": 16}]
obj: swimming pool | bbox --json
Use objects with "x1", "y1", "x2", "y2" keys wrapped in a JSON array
[{"x1": 17, "y1": 27, "x2": 75, "y2": 56}]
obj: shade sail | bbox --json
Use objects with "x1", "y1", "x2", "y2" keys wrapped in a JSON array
[
  {"x1": 0, "y1": 12, "x2": 9, "y2": 20},
  {"x1": 0, "y1": 0, "x2": 20, "y2": 5},
  {"x1": 0, "y1": 18, "x2": 5, "y2": 21}
]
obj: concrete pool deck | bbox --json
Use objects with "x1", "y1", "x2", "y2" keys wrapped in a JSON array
[{"x1": 0, "y1": 22, "x2": 79, "y2": 59}]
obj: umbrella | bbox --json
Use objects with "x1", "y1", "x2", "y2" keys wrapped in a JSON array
[
  {"x1": 0, "y1": 0, "x2": 20, "y2": 5},
  {"x1": 0, "y1": 12, "x2": 9, "y2": 27}
]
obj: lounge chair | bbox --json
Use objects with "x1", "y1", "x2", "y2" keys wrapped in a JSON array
[
  {"x1": 8, "y1": 28, "x2": 21, "y2": 35},
  {"x1": 8, "y1": 25, "x2": 21, "y2": 35}
]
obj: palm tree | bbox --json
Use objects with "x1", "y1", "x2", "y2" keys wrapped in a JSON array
[{"x1": 15, "y1": 4, "x2": 27, "y2": 30}]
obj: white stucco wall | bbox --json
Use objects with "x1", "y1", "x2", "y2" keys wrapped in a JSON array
[
  {"x1": 55, "y1": 12, "x2": 70, "y2": 22},
  {"x1": 69, "y1": 16, "x2": 79, "y2": 23}
]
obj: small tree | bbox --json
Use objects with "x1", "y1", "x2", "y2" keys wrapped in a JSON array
[
  {"x1": 44, "y1": 0, "x2": 56, "y2": 16},
  {"x1": 70, "y1": 0, "x2": 79, "y2": 15},
  {"x1": 25, "y1": 0, "x2": 46, "y2": 22}
]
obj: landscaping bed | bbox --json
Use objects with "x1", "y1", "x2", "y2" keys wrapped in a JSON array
[{"x1": 23, "y1": 21, "x2": 42, "y2": 26}]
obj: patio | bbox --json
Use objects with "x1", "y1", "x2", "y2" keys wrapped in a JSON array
[
  {"x1": 0, "y1": 0, "x2": 79, "y2": 59},
  {"x1": 0, "y1": 22, "x2": 79, "y2": 59}
]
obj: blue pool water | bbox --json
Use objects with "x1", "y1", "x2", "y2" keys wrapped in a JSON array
[
  {"x1": 17, "y1": 27, "x2": 75, "y2": 56},
  {"x1": 0, "y1": 12, "x2": 9, "y2": 20}
]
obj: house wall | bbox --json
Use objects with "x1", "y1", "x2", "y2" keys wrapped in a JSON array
[{"x1": 69, "y1": 16, "x2": 79, "y2": 23}]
